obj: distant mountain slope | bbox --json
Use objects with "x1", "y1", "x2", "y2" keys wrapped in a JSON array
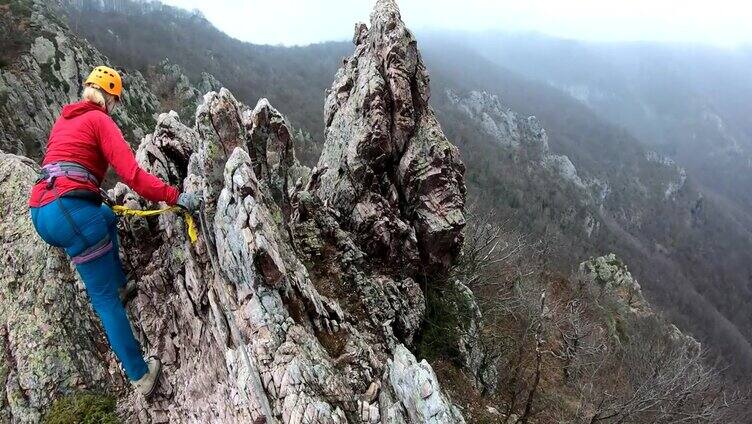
[
  {"x1": 420, "y1": 43, "x2": 752, "y2": 378},
  {"x1": 0, "y1": 0, "x2": 160, "y2": 158},
  {"x1": 57, "y1": 0, "x2": 752, "y2": 379},
  {"x1": 449, "y1": 31, "x2": 752, "y2": 227}
]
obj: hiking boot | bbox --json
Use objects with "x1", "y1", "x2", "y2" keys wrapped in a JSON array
[
  {"x1": 132, "y1": 356, "x2": 162, "y2": 398},
  {"x1": 118, "y1": 280, "x2": 137, "y2": 304}
]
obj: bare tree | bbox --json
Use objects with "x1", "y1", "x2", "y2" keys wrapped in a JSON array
[
  {"x1": 519, "y1": 291, "x2": 547, "y2": 424},
  {"x1": 576, "y1": 316, "x2": 749, "y2": 424},
  {"x1": 440, "y1": 209, "x2": 750, "y2": 423},
  {"x1": 548, "y1": 298, "x2": 608, "y2": 386}
]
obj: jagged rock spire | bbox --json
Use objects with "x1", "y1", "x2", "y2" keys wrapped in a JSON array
[{"x1": 317, "y1": 0, "x2": 466, "y2": 274}]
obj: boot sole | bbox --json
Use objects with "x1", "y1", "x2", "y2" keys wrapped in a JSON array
[{"x1": 143, "y1": 357, "x2": 162, "y2": 399}]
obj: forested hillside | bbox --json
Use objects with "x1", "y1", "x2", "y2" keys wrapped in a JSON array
[
  {"x1": 421, "y1": 42, "x2": 752, "y2": 381},
  {"x1": 62, "y1": 0, "x2": 349, "y2": 145}
]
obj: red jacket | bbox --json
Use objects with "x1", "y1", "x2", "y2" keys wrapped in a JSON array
[{"x1": 29, "y1": 101, "x2": 180, "y2": 207}]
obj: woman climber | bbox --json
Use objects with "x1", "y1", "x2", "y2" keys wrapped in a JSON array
[{"x1": 27, "y1": 66, "x2": 201, "y2": 398}]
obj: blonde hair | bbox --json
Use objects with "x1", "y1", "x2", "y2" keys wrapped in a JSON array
[{"x1": 82, "y1": 85, "x2": 118, "y2": 113}]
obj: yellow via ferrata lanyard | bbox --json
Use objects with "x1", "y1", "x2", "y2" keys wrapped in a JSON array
[{"x1": 112, "y1": 205, "x2": 198, "y2": 244}]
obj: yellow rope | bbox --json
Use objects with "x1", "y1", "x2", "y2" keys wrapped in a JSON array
[{"x1": 112, "y1": 205, "x2": 198, "y2": 244}]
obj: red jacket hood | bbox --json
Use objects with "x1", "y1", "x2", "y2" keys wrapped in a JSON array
[{"x1": 61, "y1": 100, "x2": 106, "y2": 119}]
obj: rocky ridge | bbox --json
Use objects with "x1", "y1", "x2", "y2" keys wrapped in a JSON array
[
  {"x1": 317, "y1": 6, "x2": 466, "y2": 273},
  {"x1": 644, "y1": 151, "x2": 687, "y2": 199},
  {"x1": 579, "y1": 254, "x2": 702, "y2": 349},
  {"x1": 0, "y1": 0, "x2": 469, "y2": 422},
  {"x1": 444, "y1": 88, "x2": 699, "y2": 241},
  {"x1": 447, "y1": 90, "x2": 586, "y2": 192},
  {"x1": 146, "y1": 58, "x2": 222, "y2": 124},
  {"x1": 579, "y1": 254, "x2": 651, "y2": 317}
]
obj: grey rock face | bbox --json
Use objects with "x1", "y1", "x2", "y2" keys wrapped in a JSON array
[
  {"x1": 148, "y1": 59, "x2": 223, "y2": 124},
  {"x1": 645, "y1": 151, "x2": 687, "y2": 199},
  {"x1": 0, "y1": 1, "x2": 160, "y2": 158},
  {"x1": 246, "y1": 98, "x2": 310, "y2": 218},
  {"x1": 317, "y1": 0, "x2": 466, "y2": 274},
  {"x1": 0, "y1": 153, "x2": 120, "y2": 424},
  {"x1": 579, "y1": 254, "x2": 650, "y2": 316},
  {"x1": 579, "y1": 254, "x2": 702, "y2": 351},
  {"x1": 379, "y1": 345, "x2": 465, "y2": 424},
  {"x1": 446, "y1": 89, "x2": 586, "y2": 190},
  {"x1": 446, "y1": 90, "x2": 525, "y2": 149},
  {"x1": 110, "y1": 88, "x2": 462, "y2": 423},
  {"x1": 449, "y1": 280, "x2": 496, "y2": 392}
]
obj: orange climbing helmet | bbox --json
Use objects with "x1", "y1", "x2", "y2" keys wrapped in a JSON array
[{"x1": 84, "y1": 66, "x2": 123, "y2": 100}]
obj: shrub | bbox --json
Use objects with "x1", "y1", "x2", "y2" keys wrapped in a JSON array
[{"x1": 417, "y1": 278, "x2": 475, "y2": 363}]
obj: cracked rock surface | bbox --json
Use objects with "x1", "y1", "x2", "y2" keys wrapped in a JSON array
[{"x1": 0, "y1": 1, "x2": 467, "y2": 423}]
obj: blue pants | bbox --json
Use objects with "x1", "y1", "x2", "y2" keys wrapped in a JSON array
[{"x1": 31, "y1": 197, "x2": 148, "y2": 381}]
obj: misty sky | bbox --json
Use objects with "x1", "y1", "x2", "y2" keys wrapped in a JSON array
[{"x1": 161, "y1": 0, "x2": 752, "y2": 47}]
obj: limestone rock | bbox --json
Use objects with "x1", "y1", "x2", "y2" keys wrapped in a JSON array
[
  {"x1": 382, "y1": 345, "x2": 465, "y2": 424},
  {"x1": 579, "y1": 254, "x2": 650, "y2": 316},
  {"x1": 246, "y1": 98, "x2": 311, "y2": 218},
  {"x1": 147, "y1": 59, "x2": 223, "y2": 124},
  {"x1": 446, "y1": 89, "x2": 586, "y2": 189},
  {"x1": 645, "y1": 151, "x2": 687, "y2": 199},
  {"x1": 579, "y1": 254, "x2": 703, "y2": 359},
  {"x1": 451, "y1": 280, "x2": 497, "y2": 392}
]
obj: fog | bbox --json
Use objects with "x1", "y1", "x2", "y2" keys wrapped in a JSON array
[{"x1": 161, "y1": 0, "x2": 752, "y2": 47}]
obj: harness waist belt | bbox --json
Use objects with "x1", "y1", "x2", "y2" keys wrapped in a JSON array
[{"x1": 38, "y1": 162, "x2": 100, "y2": 187}]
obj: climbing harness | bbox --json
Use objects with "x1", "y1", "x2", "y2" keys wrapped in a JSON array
[
  {"x1": 38, "y1": 162, "x2": 271, "y2": 417},
  {"x1": 37, "y1": 162, "x2": 197, "y2": 266},
  {"x1": 198, "y1": 203, "x2": 275, "y2": 424},
  {"x1": 38, "y1": 162, "x2": 100, "y2": 187},
  {"x1": 38, "y1": 162, "x2": 110, "y2": 264}
]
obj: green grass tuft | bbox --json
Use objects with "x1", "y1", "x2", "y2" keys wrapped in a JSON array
[{"x1": 43, "y1": 393, "x2": 120, "y2": 424}]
